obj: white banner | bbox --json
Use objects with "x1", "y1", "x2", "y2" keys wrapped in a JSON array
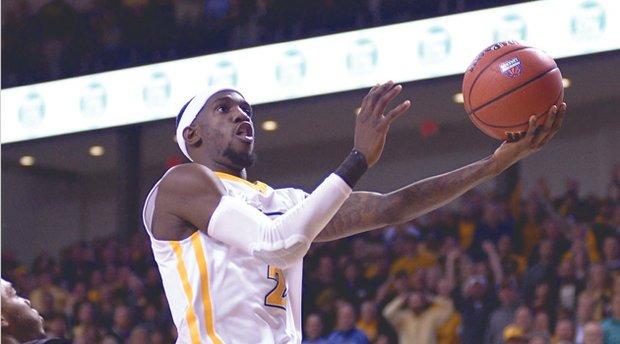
[{"x1": 2, "y1": 0, "x2": 619, "y2": 143}]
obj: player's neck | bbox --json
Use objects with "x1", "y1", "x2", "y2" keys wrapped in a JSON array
[
  {"x1": 210, "y1": 164, "x2": 247, "y2": 180},
  {"x1": 197, "y1": 158, "x2": 247, "y2": 180}
]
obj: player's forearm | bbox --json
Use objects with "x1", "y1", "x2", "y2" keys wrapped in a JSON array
[{"x1": 316, "y1": 154, "x2": 502, "y2": 242}]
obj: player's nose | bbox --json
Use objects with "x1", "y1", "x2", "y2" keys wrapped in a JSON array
[{"x1": 232, "y1": 107, "x2": 251, "y2": 123}]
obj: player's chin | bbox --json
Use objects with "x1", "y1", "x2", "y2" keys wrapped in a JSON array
[{"x1": 223, "y1": 146, "x2": 257, "y2": 169}]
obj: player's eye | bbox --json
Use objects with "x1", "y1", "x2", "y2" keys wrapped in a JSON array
[{"x1": 216, "y1": 105, "x2": 228, "y2": 113}]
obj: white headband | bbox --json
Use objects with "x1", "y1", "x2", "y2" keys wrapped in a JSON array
[{"x1": 176, "y1": 87, "x2": 242, "y2": 161}]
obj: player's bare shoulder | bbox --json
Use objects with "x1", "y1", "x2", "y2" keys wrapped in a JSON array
[{"x1": 151, "y1": 163, "x2": 226, "y2": 240}]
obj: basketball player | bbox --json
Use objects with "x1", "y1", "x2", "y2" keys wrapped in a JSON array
[
  {"x1": 142, "y1": 81, "x2": 566, "y2": 343},
  {"x1": 1, "y1": 278, "x2": 68, "y2": 344}
]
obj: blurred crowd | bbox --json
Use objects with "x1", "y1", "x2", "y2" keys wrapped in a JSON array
[
  {"x1": 2, "y1": 0, "x2": 526, "y2": 88},
  {"x1": 2, "y1": 164, "x2": 620, "y2": 343}
]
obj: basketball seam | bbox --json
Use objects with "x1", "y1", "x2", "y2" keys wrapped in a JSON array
[
  {"x1": 466, "y1": 45, "x2": 530, "y2": 113},
  {"x1": 470, "y1": 88, "x2": 563, "y2": 129}
]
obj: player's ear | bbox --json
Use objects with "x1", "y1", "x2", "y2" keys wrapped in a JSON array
[{"x1": 183, "y1": 125, "x2": 202, "y2": 146}]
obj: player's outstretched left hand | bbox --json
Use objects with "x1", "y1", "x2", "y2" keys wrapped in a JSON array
[{"x1": 492, "y1": 102, "x2": 567, "y2": 173}]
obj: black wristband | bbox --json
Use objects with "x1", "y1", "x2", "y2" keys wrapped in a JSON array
[{"x1": 334, "y1": 149, "x2": 368, "y2": 188}]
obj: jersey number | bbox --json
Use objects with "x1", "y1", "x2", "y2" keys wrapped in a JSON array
[{"x1": 265, "y1": 266, "x2": 287, "y2": 310}]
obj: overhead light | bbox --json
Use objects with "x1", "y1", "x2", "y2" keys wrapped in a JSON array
[
  {"x1": 562, "y1": 78, "x2": 571, "y2": 88},
  {"x1": 354, "y1": 107, "x2": 361, "y2": 116},
  {"x1": 19, "y1": 156, "x2": 35, "y2": 166},
  {"x1": 261, "y1": 120, "x2": 278, "y2": 131},
  {"x1": 172, "y1": 135, "x2": 177, "y2": 143},
  {"x1": 89, "y1": 146, "x2": 105, "y2": 156},
  {"x1": 453, "y1": 93, "x2": 464, "y2": 104}
]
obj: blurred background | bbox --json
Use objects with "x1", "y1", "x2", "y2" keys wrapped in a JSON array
[{"x1": 2, "y1": 0, "x2": 620, "y2": 343}]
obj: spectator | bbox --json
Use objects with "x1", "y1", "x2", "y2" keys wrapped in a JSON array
[
  {"x1": 485, "y1": 281, "x2": 520, "y2": 344},
  {"x1": 574, "y1": 293, "x2": 596, "y2": 344},
  {"x1": 436, "y1": 277, "x2": 462, "y2": 344},
  {"x1": 356, "y1": 300, "x2": 380, "y2": 342},
  {"x1": 471, "y1": 201, "x2": 515, "y2": 260},
  {"x1": 336, "y1": 261, "x2": 373, "y2": 307},
  {"x1": 29, "y1": 273, "x2": 69, "y2": 315},
  {"x1": 533, "y1": 311, "x2": 552, "y2": 338},
  {"x1": 389, "y1": 233, "x2": 438, "y2": 276},
  {"x1": 327, "y1": 302, "x2": 371, "y2": 344},
  {"x1": 303, "y1": 313, "x2": 327, "y2": 344},
  {"x1": 383, "y1": 290, "x2": 453, "y2": 344},
  {"x1": 601, "y1": 236, "x2": 620, "y2": 272},
  {"x1": 529, "y1": 333, "x2": 552, "y2": 344},
  {"x1": 582, "y1": 321, "x2": 603, "y2": 344},
  {"x1": 45, "y1": 312, "x2": 69, "y2": 341},
  {"x1": 552, "y1": 318, "x2": 575, "y2": 344},
  {"x1": 454, "y1": 274, "x2": 498, "y2": 344},
  {"x1": 601, "y1": 294, "x2": 620, "y2": 344},
  {"x1": 556, "y1": 258, "x2": 584, "y2": 316},
  {"x1": 579, "y1": 264, "x2": 612, "y2": 322},
  {"x1": 523, "y1": 240, "x2": 557, "y2": 303},
  {"x1": 512, "y1": 306, "x2": 534, "y2": 338},
  {"x1": 608, "y1": 163, "x2": 620, "y2": 203},
  {"x1": 72, "y1": 301, "x2": 102, "y2": 341},
  {"x1": 126, "y1": 324, "x2": 149, "y2": 344},
  {"x1": 108, "y1": 304, "x2": 134, "y2": 341},
  {"x1": 504, "y1": 324, "x2": 528, "y2": 344}
]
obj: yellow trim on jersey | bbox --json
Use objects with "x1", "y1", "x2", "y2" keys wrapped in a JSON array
[
  {"x1": 191, "y1": 232, "x2": 224, "y2": 344},
  {"x1": 170, "y1": 240, "x2": 201, "y2": 344},
  {"x1": 214, "y1": 172, "x2": 269, "y2": 194}
]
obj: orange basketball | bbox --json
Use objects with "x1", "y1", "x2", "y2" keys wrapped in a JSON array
[{"x1": 462, "y1": 41, "x2": 564, "y2": 141}]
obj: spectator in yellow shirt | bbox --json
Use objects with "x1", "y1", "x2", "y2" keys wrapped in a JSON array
[
  {"x1": 383, "y1": 290, "x2": 453, "y2": 344},
  {"x1": 389, "y1": 233, "x2": 438, "y2": 277}
]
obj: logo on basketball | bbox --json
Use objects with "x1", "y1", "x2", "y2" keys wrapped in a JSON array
[{"x1": 499, "y1": 57, "x2": 522, "y2": 78}]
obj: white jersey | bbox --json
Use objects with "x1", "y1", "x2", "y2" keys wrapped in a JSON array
[{"x1": 143, "y1": 171, "x2": 308, "y2": 344}]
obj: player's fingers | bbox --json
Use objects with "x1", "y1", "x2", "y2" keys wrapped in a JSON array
[
  {"x1": 384, "y1": 100, "x2": 412, "y2": 125},
  {"x1": 538, "y1": 103, "x2": 566, "y2": 146},
  {"x1": 376, "y1": 84, "x2": 403, "y2": 116},
  {"x1": 371, "y1": 81, "x2": 394, "y2": 102},
  {"x1": 524, "y1": 115, "x2": 539, "y2": 143},
  {"x1": 532, "y1": 105, "x2": 557, "y2": 145},
  {"x1": 537, "y1": 104, "x2": 563, "y2": 145},
  {"x1": 361, "y1": 84, "x2": 380, "y2": 107}
]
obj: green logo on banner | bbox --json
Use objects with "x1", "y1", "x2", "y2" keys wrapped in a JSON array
[
  {"x1": 80, "y1": 82, "x2": 107, "y2": 118},
  {"x1": 571, "y1": 1, "x2": 606, "y2": 40},
  {"x1": 19, "y1": 92, "x2": 45, "y2": 128},
  {"x1": 143, "y1": 72, "x2": 171, "y2": 109},
  {"x1": 495, "y1": 14, "x2": 527, "y2": 42},
  {"x1": 209, "y1": 61, "x2": 238, "y2": 87},
  {"x1": 276, "y1": 50, "x2": 306, "y2": 85},
  {"x1": 347, "y1": 38, "x2": 378, "y2": 75},
  {"x1": 419, "y1": 26, "x2": 451, "y2": 63}
]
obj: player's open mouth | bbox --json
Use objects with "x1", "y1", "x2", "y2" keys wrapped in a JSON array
[{"x1": 234, "y1": 122, "x2": 254, "y2": 143}]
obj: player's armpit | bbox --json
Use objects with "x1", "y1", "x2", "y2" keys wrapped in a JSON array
[{"x1": 154, "y1": 163, "x2": 226, "y2": 238}]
